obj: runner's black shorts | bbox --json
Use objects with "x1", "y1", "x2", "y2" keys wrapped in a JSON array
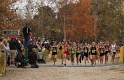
[
  {"x1": 84, "y1": 53, "x2": 88, "y2": 58},
  {"x1": 105, "y1": 51, "x2": 110, "y2": 55},
  {"x1": 52, "y1": 52, "x2": 57, "y2": 55},
  {"x1": 76, "y1": 53, "x2": 81, "y2": 57},
  {"x1": 91, "y1": 53, "x2": 96, "y2": 55},
  {"x1": 100, "y1": 53, "x2": 104, "y2": 56},
  {"x1": 113, "y1": 52, "x2": 116, "y2": 55}
]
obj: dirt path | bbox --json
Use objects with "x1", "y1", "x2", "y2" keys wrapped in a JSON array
[
  {"x1": 0, "y1": 57, "x2": 124, "y2": 80},
  {"x1": 1, "y1": 65, "x2": 124, "y2": 80}
]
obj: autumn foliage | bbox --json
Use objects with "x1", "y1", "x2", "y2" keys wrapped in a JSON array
[
  {"x1": 58, "y1": 0, "x2": 97, "y2": 42},
  {"x1": 0, "y1": 0, "x2": 21, "y2": 36}
]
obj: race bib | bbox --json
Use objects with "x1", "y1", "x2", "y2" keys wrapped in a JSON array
[
  {"x1": 84, "y1": 49, "x2": 87, "y2": 53},
  {"x1": 71, "y1": 51, "x2": 75, "y2": 53},
  {"x1": 112, "y1": 48, "x2": 115, "y2": 52},
  {"x1": 53, "y1": 50, "x2": 57, "y2": 52},
  {"x1": 92, "y1": 50, "x2": 95, "y2": 53},
  {"x1": 77, "y1": 50, "x2": 81, "y2": 53},
  {"x1": 106, "y1": 48, "x2": 109, "y2": 51},
  {"x1": 100, "y1": 50, "x2": 104, "y2": 53}
]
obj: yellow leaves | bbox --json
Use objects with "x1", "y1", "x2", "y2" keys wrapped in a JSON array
[
  {"x1": 46, "y1": 26, "x2": 50, "y2": 30},
  {"x1": 122, "y1": 8, "x2": 124, "y2": 15},
  {"x1": 52, "y1": 28, "x2": 61, "y2": 33},
  {"x1": 46, "y1": 26, "x2": 61, "y2": 33}
]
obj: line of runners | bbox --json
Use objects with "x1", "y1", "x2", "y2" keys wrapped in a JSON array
[{"x1": 51, "y1": 41, "x2": 120, "y2": 66}]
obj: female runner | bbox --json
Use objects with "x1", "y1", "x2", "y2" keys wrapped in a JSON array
[
  {"x1": 83, "y1": 43, "x2": 89, "y2": 66},
  {"x1": 104, "y1": 41, "x2": 110, "y2": 65},
  {"x1": 51, "y1": 42, "x2": 58, "y2": 65},
  {"x1": 99, "y1": 42, "x2": 105, "y2": 65},
  {"x1": 111, "y1": 41, "x2": 117, "y2": 62},
  {"x1": 90, "y1": 42, "x2": 97, "y2": 66},
  {"x1": 76, "y1": 46, "x2": 82, "y2": 66},
  {"x1": 70, "y1": 44, "x2": 75, "y2": 65},
  {"x1": 58, "y1": 42, "x2": 65, "y2": 64},
  {"x1": 63, "y1": 42, "x2": 70, "y2": 66}
]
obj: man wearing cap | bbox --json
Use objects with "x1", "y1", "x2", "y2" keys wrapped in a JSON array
[
  {"x1": 9, "y1": 36, "x2": 18, "y2": 67},
  {"x1": 23, "y1": 24, "x2": 31, "y2": 48}
]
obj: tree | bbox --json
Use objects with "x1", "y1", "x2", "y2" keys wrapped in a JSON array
[
  {"x1": 57, "y1": 0, "x2": 96, "y2": 42},
  {"x1": 0, "y1": 0, "x2": 21, "y2": 36},
  {"x1": 30, "y1": 6, "x2": 61, "y2": 39},
  {"x1": 92, "y1": 0, "x2": 124, "y2": 42}
]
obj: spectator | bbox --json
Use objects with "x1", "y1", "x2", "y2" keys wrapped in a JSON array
[
  {"x1": 9, "y1": 36, "x2": 18, "y2": 67},
  {"x1": 27, "y1": 41, "x2": 37, "y2": 55},
  {"x1": 15, "y1": 49, "x2": 26, "y2": 68},
  {"x1": 37, "y1": 37, "x2": 41, "y2": 43},
  {"x1": 28, "y1": 48, "x2": 39, "y2": 68},
  {"x1": 23, "y1": 24, "x2": 31, "y2": 47},
  {"x1": 2, "y1": 39, "x2": 10, "y2": 66}
]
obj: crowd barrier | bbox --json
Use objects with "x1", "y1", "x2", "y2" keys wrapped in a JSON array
[
  {"x1": 0, "y1": 51, "x2": 6, "y2": 76},
  {"x1": 119, "y1": 46, "x2": 124, "y2": 63}
]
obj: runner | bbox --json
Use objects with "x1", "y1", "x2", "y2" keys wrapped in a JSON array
[
  {"x1": 111, "y1": 41, "x2": 117, "y2": 62},
  {"x1": 116, "y1": 44, "x2": 120, "y2": 57},
  {"x1": 63, "y1": 42, "x2": 69, "y2": 66},
  {"x1": 65, "y1": 42, "x2": 70, "y2": 60},
  {"x1": 76, "y1": 46, "x2": 82, "y2": 66},
  {"x1": 104, "y1": 41, "x2": 110, "y2": 65},
  {"x1": 58, "y1": 42, "x2": 65, "y2": 64},
  {"x1": 90, "y1": 42, "x2": 97, "y2": 66},
  {"x1": 95, "y1": 42, "x2": 99, "y2": 65},
  {"x1": 51, "y1": 42, "x2": 58, "y2": 65},
  {"x1": 70, "y1": 44, "x2": 75, "y2": 65},
  {"x1": 96, "y1": 42, "x2": 100, "y2": 63},
  {"x1": 83, "y1": 43, "x2": 89, "y2": 66},
  {"x1": 79, "y1": 43, "x2": 84, "y2": 65},
  {"x1": 99, "y1": 42, "x2": 105, "y2": 65}
]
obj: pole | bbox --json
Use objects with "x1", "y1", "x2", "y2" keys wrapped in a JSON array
[
  {"x1": 123, "y1": 46, "x2": 124, "y2": 63},
  {"x1": 41, "y1": 7, "x2": 44, "y2": 38},
  {"x1": 25, "y1": 47, "x2": 28, "y2": 66},
  {"x1": 63, "y1": 13, "x2": 66, "y2": 42}
]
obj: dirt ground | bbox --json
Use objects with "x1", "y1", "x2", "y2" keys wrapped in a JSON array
[{"x1": 0, "y1": 57, "x2": 124, "y2": 80}]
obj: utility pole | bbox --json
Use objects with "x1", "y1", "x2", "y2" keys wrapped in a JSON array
[
  {"x1": 63, "y1": 1, "x2": 66, "y2": 42},
  {"x1": 63, "y1": 13, "x2": 66, "y2": 42},
  {"x1": 41, "y1": 6, "x2": 44, "y2": 38}
]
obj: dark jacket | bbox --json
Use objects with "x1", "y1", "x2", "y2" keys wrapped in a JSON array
[
  {"x1": 28, "y1": 52, "x2": 37, "y2": 65},
  {"x1": 9, "y1": 39, "x2": 18, "y2": 50},
  {"x1": 27, "y1": 43, "x2": 37, "y2": 55},
  {"x1": 15, "y1": 52, "x2": 25, "y2": 62},
  {"x1": 23, "y1": 26, "x2": 31, "y2": 37}
]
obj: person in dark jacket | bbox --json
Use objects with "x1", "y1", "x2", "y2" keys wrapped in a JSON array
[
  {"x1": 28, "y1": 48, "x2": 39, "y2": 68},
  {"x1": 15, "y1": 49, "x2": 25, "y2": 68},
  {"x1": 27, "y1": 41, "x2": 37, "y2": 56},
  {"x1": 9, "y1": 36, "x2": 18, "y2": 67},
  {"x1": 23, "y1": 24, "x2": 31, "y2": 48}
]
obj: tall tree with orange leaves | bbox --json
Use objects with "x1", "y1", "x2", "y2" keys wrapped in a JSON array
[{"x1": 58, "y1": 0, "x2": 97, "y2": 42}]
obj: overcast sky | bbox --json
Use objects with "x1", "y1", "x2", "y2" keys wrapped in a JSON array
[
  {"x1": 12, "y1": 0, "x2": 78, "y2": 18},
  {"x1": 12, "y1": 0, "x2": 58, "y2": 18}
]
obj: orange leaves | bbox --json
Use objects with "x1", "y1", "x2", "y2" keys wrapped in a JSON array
[
  {"x1": 80, "y1": 0, "x2": 92, "y2": 10},
  {"x1": 61, "y1": 0, "x2": 96, "y2": 41},
  {"x1": 0, "y1": 0, "x2": 20, "y2": 36}
]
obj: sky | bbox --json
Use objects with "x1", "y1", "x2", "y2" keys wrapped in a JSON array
[
  {"x1": 12, "y1": 0, "x2": 58, "y2": 18},
  {"x1": 12, "y1": 0, "x2": 79, "y2": 19}
]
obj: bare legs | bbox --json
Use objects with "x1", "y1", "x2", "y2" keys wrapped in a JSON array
[
  {"x1": 52, "y1": 55, "x2": 57, "y2": 65},
  {"x1": 76, "y1": 55, "x2": 81, "y2": 66}
]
